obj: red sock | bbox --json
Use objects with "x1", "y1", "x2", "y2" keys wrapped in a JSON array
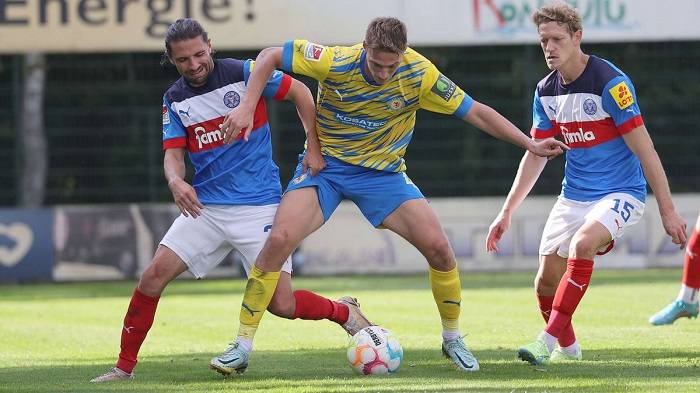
[
  {"x1": 537, "y1": 294, "x2": 576, "y2": 347},
  {"x1": 116, "y1": 288, "x2": 160, "y2": 374},
  {"x1": 291, "y1": 290, "x2": 349, "y2": 325},
  {"x1": 683, "y1": 229, "x2": 700, "y2": 288},
  {"x1": 546, "y1": 258, "x2": 594, "y2": 338}
]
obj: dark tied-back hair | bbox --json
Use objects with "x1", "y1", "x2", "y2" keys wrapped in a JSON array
[{"x1": 160, "y1": 18, "x2": 209, "y2": 65}]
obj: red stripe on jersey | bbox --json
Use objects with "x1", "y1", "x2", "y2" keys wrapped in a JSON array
[
  {"x1": 617, "y1": 115, "x2": 644, "y2": 135},
  {"x1": 163, "y1": 137, "x2": 186, "y2": 150},
  {"x1": 273, "y1": 74, "x2": 292, "y2": 100},
  {"x1": 556, "y1": 118, "x2": 620, "y2": 148},
  {"x1": 185, "y1": 99, "x2": 269, "y2": 153},
  {"x1": 532, "y1": 126, "x2": 558, "y2": 140}
]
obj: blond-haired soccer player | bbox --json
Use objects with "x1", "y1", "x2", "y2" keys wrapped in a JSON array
[
  {"x1": 211, "y1": 17, "x2": 567, "y2": 373},
  {"x1": 649, "y1": 213, "x2": 700, "y2": 325},
  {"x1": 486, "y1": 3, "x2": 687, "y2": 365}
]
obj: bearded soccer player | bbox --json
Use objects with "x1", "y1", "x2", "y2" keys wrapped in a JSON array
[
  {"x1": 90, "y1": 18, "x2": 371, "y2": 382},
  {"x1": 209, "y1": 17, "x2": 567, "y2": 373},
  {"x1": 649, "y1": 212, "x2": 700, "y2": 325},
  {"x1": 486, "y1": 3, "x2": 687, "y2": 365}
]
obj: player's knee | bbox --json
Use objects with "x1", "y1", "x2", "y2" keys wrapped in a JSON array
[
  {"x1": 265, "y1": 229, "x2": 296, "y2": 256},
  {"x1": 267, "y1": 294, "x2": 294, "y2": 319},
  {"x1": 570, "y1": 235, "x2": 599, "y2": 258},
  {"x1": 423, "y1": 236, "x2": 454, "y2": 269},
  {"x1": 535, "y1": 274, "x2": 559, "y2": 294},
  {"x1": 138, "y1": 263, "x2": 169, "y2": 295}
]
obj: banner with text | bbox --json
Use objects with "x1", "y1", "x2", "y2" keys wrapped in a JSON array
[{"x1": 1, "y1": 0, "x2": 699, "y2": 53}]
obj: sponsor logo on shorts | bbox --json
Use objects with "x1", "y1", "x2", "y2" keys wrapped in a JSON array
[
  {"x1": 609, "y1": 81, "x2": 634, "y2": 110},
  {"x1": 292, "y1": 172, "x2": 307, "y2": 185},
  {"x1": 431, "y1": 74, "x2": 457, "y2": 101}
]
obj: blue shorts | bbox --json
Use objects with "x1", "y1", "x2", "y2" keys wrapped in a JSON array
[{"x1": 285, "y1": 155, "x2": 424, "y2": 227}]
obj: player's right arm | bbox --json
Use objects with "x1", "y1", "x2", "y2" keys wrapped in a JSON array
[
  {"x1": 486, "y1": 90, "x2": 554, "y2": 252},
  {"x1": 220, "y1": 47, "x2": 283, "y2": 143},
  {"x1": 162, "y1": 97, "x2": 203, "y2": 218},
  {"x1": 486, "y1": 151, "x2": 547, "y2": 252},
  {"x1": 163, "y1": 147, "x2": 203, "y2": 218},
  {"x1": 221, "y1": 40, "x2": 332, "y2": 143}
]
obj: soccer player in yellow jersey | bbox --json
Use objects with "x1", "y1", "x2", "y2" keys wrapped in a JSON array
[{"x1": 210, "y1": 17, "x2": 568, "y2": 373}]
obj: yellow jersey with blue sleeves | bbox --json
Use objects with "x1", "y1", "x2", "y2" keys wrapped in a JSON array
[{"x1": 281, "y1": 39, "x2": 473, "y2": 172}]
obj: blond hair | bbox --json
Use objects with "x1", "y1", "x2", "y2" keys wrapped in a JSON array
[
  {"x1": 532, "y1": 2, "x2": 582, "y2": 34},
  {"x1": 364, "y1": 17, "x2": 407, "y2": 54}
]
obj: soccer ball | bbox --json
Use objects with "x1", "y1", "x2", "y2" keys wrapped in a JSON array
[{"x1": 346, "y1": 326, "x2": 403, "y2": 375}]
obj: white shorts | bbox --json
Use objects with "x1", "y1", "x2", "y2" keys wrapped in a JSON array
[
  {"x1": 160, "y1": 204, "x2": 292, "y2": 279},
  {"x1": 539, "y1": 193, "x2": 645, "y2": 258}
]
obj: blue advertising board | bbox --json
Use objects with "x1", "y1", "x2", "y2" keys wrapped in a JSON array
[{"x1": 0, "y1": 209, "x2": 54, "y2": 282}]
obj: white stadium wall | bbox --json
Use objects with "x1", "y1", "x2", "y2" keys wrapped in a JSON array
[{"x1": 2, "y1": 194, "x2": 697, "y2": 282}]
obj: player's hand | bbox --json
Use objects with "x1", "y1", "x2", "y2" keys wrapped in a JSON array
[
  {"x1": 168, "y1": 178, "x2": 204, "y2": 218},
  {"x1": 660, "y1": 209, "x2": 687, "y2": 249},
  {"x1": 486, "y1": 211, "x2": 511, "y2": 253},
  {"x1": 529, "y1": 138, "x2": 569, "y2": 159},
  {"x1": 220, "y1": 104, "x2": 255, "y2": 144},
  {"x1": 302, "y1": 147, "x2": 326, "y2": 176}
]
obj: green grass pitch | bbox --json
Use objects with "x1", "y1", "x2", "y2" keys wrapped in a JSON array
[{"x1": 1, "y1": 269, "x2": 698, "y2": 392}]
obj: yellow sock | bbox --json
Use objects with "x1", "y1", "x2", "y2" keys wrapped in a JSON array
[
  {"x1": 429, "y1": 265, "x2": 461, "y2": 332},
  {"x1": 236, "y1": 265, "x2": 280, "y2": 341}
]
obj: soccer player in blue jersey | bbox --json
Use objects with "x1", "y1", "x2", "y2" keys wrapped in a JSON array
[
  {"x1": 209, "y1": 17, "x2": 568, "y2": 373},
  {"x1": 91, "y1": 19, "x2": 371, "y2": 382},
  {"x1": 485, "y1": 3, "x2": 687, "y2": 365}
]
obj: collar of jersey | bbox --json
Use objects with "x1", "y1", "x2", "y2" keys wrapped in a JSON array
[{"x1": 359, "y1": 50, "x2": 382, "y2": 86}]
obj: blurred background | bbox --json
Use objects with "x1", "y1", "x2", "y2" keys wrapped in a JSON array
[{"x1": 1, "y1": 0, "x2": 698, "y2": 282}]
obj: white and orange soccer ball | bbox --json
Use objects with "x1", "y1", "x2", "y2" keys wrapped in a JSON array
[{"x1": 346, "y1": 326, "x2": 403, "y2": 375}]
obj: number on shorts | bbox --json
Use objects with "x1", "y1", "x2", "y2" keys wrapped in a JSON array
[{"x1": 611, "y1": 198, "x2": 635, "y2": 222}]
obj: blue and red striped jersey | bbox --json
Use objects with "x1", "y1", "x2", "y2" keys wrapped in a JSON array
[
  {"x1": 162, "y1": 58, "x2": 292, "y2": 205},
  {"x1": 531, "y1": 56, "x2": 646, "y2": 202}
]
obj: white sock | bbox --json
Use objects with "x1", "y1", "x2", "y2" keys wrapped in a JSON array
[
  {"x1": 560, "y1": 341, "x2": 581, "y2": 356},
  {"x1": 677, "y1": 284, "x2": 699, "y2": 304},
  {"x1": 442, "y1": 329, "x2": 461, "y2": 341},
  {"x1": 235, "y1": 337, "x2": 253, "y2": 353},
  {"x1": 537, "y1": 331, "x2": 557, "y2": 353}
]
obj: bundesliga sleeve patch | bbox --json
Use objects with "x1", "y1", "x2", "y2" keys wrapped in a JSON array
[
  {"x1": 303, "y1": 42, "x2": 324, "y2": 61},
  {"x1": 431, "y1": 74, "x2": 457, "y2": 101},
  {"x1": 608, "y1": 81, "x2": 635, "y2": 110},
  {"x1": 162, "y1": 105, "x2": 170, "y2": 125}
]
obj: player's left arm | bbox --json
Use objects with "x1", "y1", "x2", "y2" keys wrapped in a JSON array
[
  {"x1": 604, "y1": 75, "x2": 687, "y2": 247},
  {"x1": 282, "y1": 77, "x2": 325, "y2": 176},
  {"x1": 622, "y1": 126, "x2": 687, "y2": 248},
  {"x1": 461, "y1": 101, "x2": 567, "y2": 158},
  {"x1": 417, "y1": 65, "x2": 566, "y2": 158}
]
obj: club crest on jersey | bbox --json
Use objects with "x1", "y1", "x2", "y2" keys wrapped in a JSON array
[
  {"x1": 609, "y1": 81, "x2": 634, "y2": 110},
  {"x1": 223, "y1": 91, "x2": 241, "y2": 108},
  {"x1": 388, "y1": 97, "x2": 405, "y2": 110},
  {"x1": 162, "y1": 105, "x2": 170, "y2": 125},
  {"x1": 303, "y1": 42, "x2": 324, "y2": 61},
  {"x1": 431, "y1": 74, "x2": 456, "y2": 101},
  {"x1": 583, "y1": 98, "x2": 597, "y2": 115}
]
